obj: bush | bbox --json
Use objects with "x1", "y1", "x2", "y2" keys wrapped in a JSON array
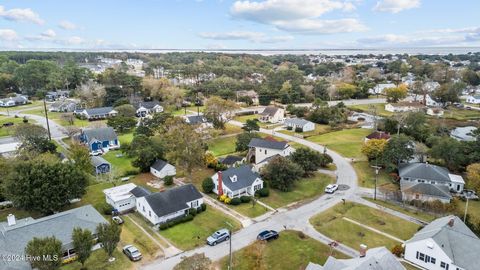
[
  {"x1": 182, "y1": 214, "x2": 194, "y2": 223},
  {"x1": 159, "y1": 223, "x2": 169, "y2": 230},
  {"x1": 189, "y1": 207, "x2": 197, "y2": 216},
  {"x1": 240, "y1": 196, "x2": 252, "y2": 203},
  {"x1": 100, "y1": 203, "x2": 113, "y2": 215},
  {"x1": 256, "y1": 188, "x2": 270, "y2": 197},
  {"x1": 167, "y1": 221, "x2": 175, "y2": 227},
  {"x1": 164, "y1": 175, "x2": 174, "y2": 186},
  {"x1": 123, "y1": 169, "x2": 138, "y2": 177},
  {"x1": 294, "y1": 127, "x2": 303, "y2": 133},
  {"x1": 219, "y1": 194, "x2": 227, "y2": 202},
  {"x1": 202, "y1": 177, "x2": 215, "y2": 193},
  {"x1": 391, "y1": 244, "x2": 404, "y2": 257},
  {"x1": 230, "y1": 198, "x2": 241, "y2": 205},
  {"x1": 201, "y1": 203, "x2": 207, "y2": 211},
  {"x1": 286, "y1": 126, "x2": 293, "y2": 130},
  {"x1": 224, "y1": 197, "x2": 232, "y2": 204}
]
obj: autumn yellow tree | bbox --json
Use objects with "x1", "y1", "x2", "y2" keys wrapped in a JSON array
[
  {"x1": 361, "y1": 139, "x2": 388, "y2": 161},
  {"x1": 204, "y1": 96, "x2": 239, "y2": 129},
  {"x1": 466, "y1": 163, "x2": 480, "y2": 194},
  {"x1": 385, "y1": 84, "x2": 408, "y2": 103}
]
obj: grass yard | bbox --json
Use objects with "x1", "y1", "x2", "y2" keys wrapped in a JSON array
[
  {"x1": 224, "y1": 200, "x2": 270, "y2": 218},
  {"x1": 22, "y1": 108, "x2": 92, "y2": 127},
  {"x1": 260, "y1": 173, "x2": 334, "y2": 209},
  {"x1": 118, "y1": 132, "x2": 134, "y2": 144},
  {"x1": 120, "y1": 216, "x2": 164, "y2": 261},
  {"x1": 0, "y1": 101, "x2": 43, "y2": 112},
  {"x1": 62, "y1": 249, "x2": 133, "y2": 270},
  {"x1": 0, "y1": 115, "x2": 26, "y2": 137},
  {"x1": 353, "y1": 161, "x2": 396, "y2": 189},
  {"x1": 310, "y1": 202, "x2": 420, "y2": 250},
  {"x1": 216, "y1": 230, "x2": 349, "y2": 270},
  {"x1": 363, "y1": 198, "x2": 437, "y2": 222},
  {"x1": 234, "y1": 114, "x2": 258, "y2": 123},
  {"x1": 178, "y1": 167, "x2": 216, "y2": 191},
  {"x1": 102, "y1": 150, "x2": 138, "y2": 177},
  {"x1": 159, "y1": 207, "x2": 242, "y2": 250},
  {"x1": 207, "y1": 135, "x2": 237, "y2": 156},
  {"x1": 0, "y1": 207, "x2": 42, "y2": 222},
  {"x1": 222, "y1": 123, "x2": 243, "y2": 135},
  {"x1": 442, "y1": 107, "x2": 480, "y2": 120},
  {"x1": 307, "y1": 128, "x2": 372, "y2": 159},
  {"x1": 348, "y1": 103, "x2": 393, "y2": 117}
]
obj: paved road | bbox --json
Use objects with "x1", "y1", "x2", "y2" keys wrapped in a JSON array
[
  {"x1": 141, "y1": 121, "x2": 359, "y2": 270},
  {"x1": 0, "y1": 109, "x2": 67, "y2": 139},
  {"x1": 293, "y1": 98, "x2": 386, "y2": 108}
]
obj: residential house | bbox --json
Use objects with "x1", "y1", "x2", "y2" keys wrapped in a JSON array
[
  {"x1": 368, "y1": 83, "x2": 396, "y2": 95},
  {"x1": 466, "y1": 95, "x2": 480, "y2": 104},
  {"x1": 0, "y1": 205, "x2": 107, "y2": 270},
  {"x1": 259, "y1": 106, "x2": 285, "y2": 123},
  {"x1": 399, "y1": 163, "x2": 465, "y2": 203},
  {"x1": 91, "y1": 155, "x2": 111, "y2": 174},
  {"x1": 218, "y1": 155, "x2": 243, "y2": 168},
  {"x1": 424, "y1": 81, "x2": 440, "y2": 92},
  {"x1": 150, "y1": 159, "x2": 176, "y2": 178},
  {"x1": 247, "y1": 137, "x2": 294, "y2": 166},
  {"x1": 348, "y1": 112, "x2": 383, "y2": 129},
  {"x1": 385, "y1": 102, "x2": 425, "y2": 113},
  {"x1": 136, "y1": 184, "x2": 203, "y2": 225},
  {"x1": 211, "y1": 165, "x2": 264, "y2": 198},
  {"x1": 75, "y1": 107, "x2": 118, "y2": 120},
  {"x1": 184, "y1": 114, "x2": 213, "y2": 129},
  {"x1": 284, "y1": 118, "x2": 315, "y2": 132},
  {"x1": 306, "y1": 246, "x2": 404, "y2": 270},
  {"x1": 404, "y1": 94, "x2": 441, "y2": 107},
  {"x1": 135, "y1": 100, "x2": 163, "y2": 117},
  {"x1": 79, "y1": 127, "x2": 120, "y2": 155},
  {"x1": 49, "y1": 100, "x2": 77, "y2": 112},
  {"x1": 103, "y1": 183, "x2": 151, "y2": 213},
  {"x1": 426, "y1": 108, "x2": 444, "y2": 117},
  {"x1": 404, "y1": 215, "x2": 480, "y2": 270},
  {"x1": 0, "y1": 95, "x2": 28, "y2": 107},
  {"x1": 45, "y1": 90, "x2": 70, "y2": 101},
  {"x1": 450, "y1": 126, "x2": 477, "y2": 142},
  {"x1": 364, "y1": 131, "x2": 391, "y2": 142},
  {"x1": 236, "y1": 90, "x2": 259, "y2": 105}
]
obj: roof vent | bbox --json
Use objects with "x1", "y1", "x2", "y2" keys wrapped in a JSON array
[
  {"x1": 7, "y1": 214, "x2": 16, "y2": 226},
  {"x1": 359, "y1": 244, "x2": 367, "y2": 258},
  {"x1": 448, "y1": 218, "x2": 454, "y2": 227}
]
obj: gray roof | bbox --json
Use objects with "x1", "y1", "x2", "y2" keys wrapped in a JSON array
[
  {"x1": 219, "y1": 155, "x2": 243, "y2": 166},
  {"x1": 136, "y1": 100, "x2": 161, "y2": 110},
  {"x1": 217, "y1": 165, "x2": 261, "y2": 191},
  {"x1": 260, "y1": 106, "x2": 280, "y2": 117},
  {"x1": 450, "y1": 126, "x2": 477, "y2": 142},
  {"x1": 83, "y1": 127, "x2": 118, "y2": 142},
  {"x1": 84, "y1": 106, "x2": 115, "y2": 116},
  {"x1": 401, "y1": 181, "x2": 452, "y2": 200},
  {"x1": 130, "y1": 186, "x2": 152, "y2": 198},
  {"x1": 90, "y1": 156, "x2": 110, "y2": 167},
  {"x1": 407, "y1": 215, "x2": 480, "y2": 270},
  {"x1": 284, "y1": 118, "x2": 313, "y2": 127},
  {"x1": 312, "y1": 247, "x2": 404, "y2": 270},
  {"x1": 248, "y1": 137, "x2": 289, "y2": 150},
  {"x1": 186, "y1": 115, "x2": 207, "y2": 125},
  {"x1": 0, "y1": 205, "x2": 107, "y2": 270},
  {"x1": 144, "y1": 184, "x2": 202, "y2": 218},
  {"x1": 399, "y1": 163, "x2": 451, "y2": 183},
  {"x1": 151, "y1": 159, "x2": 173, "y2": 171}
]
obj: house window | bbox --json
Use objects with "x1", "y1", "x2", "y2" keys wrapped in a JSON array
[
  {"x1": 440, "y1": 262, "x2": 449, "y2": 270},
  {"x1": 149, "y1": 211, "x2": 151, "y2": 217},
  {"x1": 254, "y1": 184, "x2": 262, "y2": 191},
  {"x1": 431, "y1": 181, "x2": 436, "y2": 184},
  {"x1": 265, "y1": 149, "x2": 267, "y2": 155},
  {"x1": 143, "y1": 206, "x2": 145, "y2": 212},
  {"x1": 431, "y1": 257, "x2": 436, "y2": 264},
  {"x1": 191, "y1": 200, "x2": 199, "y2": 207}
]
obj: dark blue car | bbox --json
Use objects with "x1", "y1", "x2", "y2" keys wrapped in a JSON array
[{"x1": 257, "y1": 230, "x2": 279, "y2": 241}]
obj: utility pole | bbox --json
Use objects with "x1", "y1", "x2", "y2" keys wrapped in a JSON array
[
  {"x1": 225, "y1": 221, "x2": 234, "y2": 270},
  {"x1": 43, "y1": 98, "x2": 52, "y2": 140},
  {"x1": 464, "y1": 190, "x2": 473, "y2": 223},
  {"x1": 371, "y1": 159, "x2": 381, "y2": 200}
]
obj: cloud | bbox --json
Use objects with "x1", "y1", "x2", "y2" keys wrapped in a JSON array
[
  {"x1": 58, "y1": 20, "x2": 77, "y2": 30},
  {"x1": 41, "y1": 29, "x2": 56, "y2": 38},
  {"x1": 0, "y1": 29, "x2": 18, "y2": 41},
  {"x1": 199, "y1": 31, "x2": 293, "y2": 43},
  {"x1": 0, "y1": 5, "x2": 44, "y2": 24},
  {"x1": 64, "y1": 36, "x2": 84, "y2": 45},
  {"x1": 230, "y1": 0, "x2": 364, "y2": 34},
  {"x1": 373, "y1": 0, "x2": 420, "y2": 13}
]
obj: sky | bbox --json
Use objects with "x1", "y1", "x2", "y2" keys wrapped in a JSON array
[{"x1": 0, "y1": 0, "x2": 479, "y2": 50}]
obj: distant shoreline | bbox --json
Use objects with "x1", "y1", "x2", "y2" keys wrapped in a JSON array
[{"x1": 1, "y1": 47, "x2": 480, "y2": 56}]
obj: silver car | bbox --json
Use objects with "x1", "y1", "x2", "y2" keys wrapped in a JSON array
[
  {"x1": 123, "y1": 245, "x2": 142, "y2": 261},
  {"x1": 206, "y1": 229, "x2": 230, "y2": 246}
]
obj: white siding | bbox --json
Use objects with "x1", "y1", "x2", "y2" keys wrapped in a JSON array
[
  {"x1": 150, "y1": 164, "x2": 176, "y2": 178},
  {"x1": 105, "y1": 196, "x2": 136, "y2": 213},
  {"x1": 405, "y1": 239, "x2": 463, "y2": 270}
]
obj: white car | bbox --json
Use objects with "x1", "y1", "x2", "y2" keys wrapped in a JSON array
[{"x1": 325, "y1": 184, "x2": 339, "y2": 194}]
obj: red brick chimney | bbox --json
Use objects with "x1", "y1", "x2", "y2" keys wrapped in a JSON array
[
  {"x1": 217, "y1": 171, "x2": 224, "y2": 196},
  {"x1": 359, "y1": 244, "x2": 367, "y2": 257}
]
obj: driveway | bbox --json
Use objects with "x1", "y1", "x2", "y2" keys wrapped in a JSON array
[
  {"x1": 0, "y1": 110, "x2": 67, "y2": 139},
  {"x1": 141, "y1": 121, "x2": 359, "y2": 270}
]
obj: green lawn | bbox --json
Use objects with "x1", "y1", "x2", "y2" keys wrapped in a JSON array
[
  {"x1": 217, "y1": 230, "x2": 349, "y2": 270},
  {"x1": 353, "y1": 161, "x2": 396, "y2": 189},
  {"x1": 307, "y1": 128, "x2": 372, "y2": 159},
  {"x1": 442, "y1": 107, "x2": 480, "y2": 120},
  {"x1": 207, "y1": 136, "x2": 237, "y2": 156},
  {"x1": 159, "y1": 207, "x2": 242, "y2": 250},
  {"x1": 62, "y1": 249, "x2": 133, "y2": 270},
  {"x1": 310, "y1": 202, "x2": 419, "y2": 250},
  {"x1": 22, "y1": 108, "x2": 92, "y2": 127},
  {"x1": 102, "y1": 150, "x2": 138, "y2": 177},
  {"x1": 222, "y1": 199, "x2": 270, "y2": 218},
  {"x1": 348, "y1": 103, "x2": 393, "y2": 117},
  {"x1": 261, "y1": 173, "x2": 334, "y2": 208},
  {"x1": 120, "y1": 216, "x2": 163, "y2": 261},
  {"x1": 118, "y1": 132, "x2": 134, "y2": 144},
  {"x1": 0, "y1": 115, "x2": 26, "y2": 137},
  {"x1": 363, "y1": 198, "x2": 437, "y2": 222},
  {"x1": 222, "y1": 123, "x2": 243, "y2": 135},
  {"x1": 233, "y1": 114, "x2": 258, "y2": 123}
]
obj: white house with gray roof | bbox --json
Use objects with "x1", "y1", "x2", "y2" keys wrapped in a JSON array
[
  {"x1": 75, "y1": 106, "x2": 118, "y2": 120},
  {"x1": 150, "y1": 159, "x2": 176, "y2": 178},
  {"x1": 307, "y1": 246, "x2": 405, "y2": 270},
  {"x1": 247, "y1": 137, "x2": 294, "y2": 166},
  {"x1": 466, "y1": 95, "x2": 480, "y2": 104},
  {"x1": 399, "y1": 163, "x2": 464, "y2": 203},
  {"x1": 103, "y1": 183, "x2": 151, "y2": 213},
  {"x1": 284, "y1": 118, "x2": 315, "y2": 132},
  {"x1": 0, "y1": 205, "x2": 106, "y2": 270},
  {"x1": 211, "y1": 164, "x2": 263, "y2": 198},
  {"x1": 259, "y1": 106, "x2": 284, "y2": 123},
  {"x1": 405, "y1": 215, "x2": 480, "y2": 270}
]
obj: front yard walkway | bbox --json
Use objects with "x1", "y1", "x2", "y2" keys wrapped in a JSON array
[
  {"x1": 342, "y1": 217, "x2": 404, "y2": 243},
  {"x1": 300, "y1": 223, "x2": 360, "y2": 258}
]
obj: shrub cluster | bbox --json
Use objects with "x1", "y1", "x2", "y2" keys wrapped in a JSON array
[
  {"x1": 159, "y1": 204, "x2": 206, "y2": 230},
  {"x1": 219, "y1": 194, "x2": 255, "y2": 205},
  {"x1": 256, "y1": 188, "x2": 270, "y2": 197}
]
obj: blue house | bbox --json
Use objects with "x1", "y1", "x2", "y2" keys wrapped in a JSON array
[
  {"x1": 91, "y1": 156, "x2": 111, "y2": 174},
  {"x1": 80, "y1": 127, "x2": 120, "y2": 155}
]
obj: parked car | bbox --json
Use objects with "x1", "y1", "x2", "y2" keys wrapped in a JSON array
[
  {"x1": 123, "y1": 245, "x2": 142, "y2": 261},
  {"x1": 112, "y1": 216, "x2": 124, "y2": 225},
  {"x1": 206, "y1": 228, "x2": 230, "y2": 246},
  {"x1": 325, "y1": 184, "x2": 339, "y2": 194},
  {"x1": 257, "y1": 230, "x2": 279, "y2": 241},
  {"x1": 2, "y1": 122, "x2": 14, "y2": 127}
]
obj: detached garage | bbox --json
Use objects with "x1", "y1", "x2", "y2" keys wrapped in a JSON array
[{"x1": 150, "y1": 159, "x2": 176, "y2": 178}]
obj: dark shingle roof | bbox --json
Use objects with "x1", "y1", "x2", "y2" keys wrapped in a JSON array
[
  {"x1": 83, "y1": 127, "x2": 118, "y2": 142},
  {"x1": 145, "y1": 184, "x2": 202, "y2": 217},
  {"x1": 151, "y1": 159, "x2": 172, "y2": 171},
  {"x1": 186, "y1": 115, "x2": 206, "y2": 125},
  {"x1": 401, "y1": 182, "x2": 452, "y2": 200},
  {"x1": 90, "y1": 156, "x2": 110, "y2": 167},
  {"x1": 136, "y1": 100, "x2": 161, "y2": 110},
  {"x1": 366, "y1": 131, "x2": 391, "y2": 140},
  {"x1": 130, "y1": 186, "x2": 152, "y2": 198},
  {"x1": 260, "y1": 106, "x2": 280, "y2": 117},
  {"x1": 217, "y1": 165, "x2": 261, "y2": 191},
  {"x1": 219, "y1": 155, "x2": 243, "y2": 166},
  {"x1": 399, "y1": 163, "x2": 451, "y2": 182},
  {"x1": 248, "y1": 137, "x2": 288, "y2": 150},
  {"x1": 84, "y1": 106, "x2": 115, "y2": 116}
]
